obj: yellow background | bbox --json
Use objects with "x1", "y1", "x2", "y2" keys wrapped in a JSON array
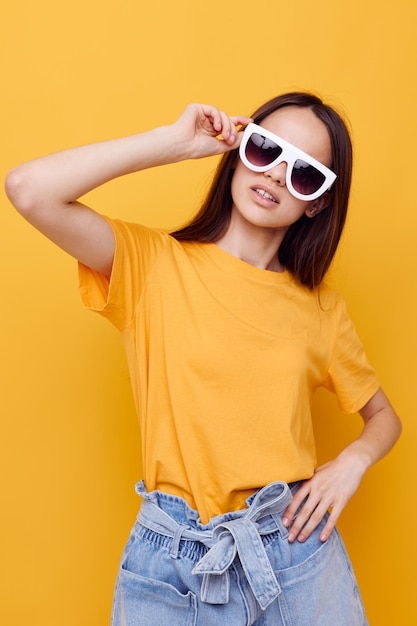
[{"x1": 1, "y1": 1, "x2": 415, "y2": 624}]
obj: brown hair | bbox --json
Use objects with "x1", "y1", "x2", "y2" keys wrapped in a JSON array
[{"x1": 171, "y1": 92, "x2": 353, "y2": 289}]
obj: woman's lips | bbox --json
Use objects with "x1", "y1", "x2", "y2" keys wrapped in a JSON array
[{"x1": 251, "y1": 186, "x2": 279, "y2": 204}]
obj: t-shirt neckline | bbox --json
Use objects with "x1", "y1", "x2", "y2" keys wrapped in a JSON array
[{"x1": 200, "y1": 242, "x2": 291, "y2": 286}]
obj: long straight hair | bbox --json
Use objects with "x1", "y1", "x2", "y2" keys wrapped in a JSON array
[{"x1": 171, "y1": 92, "x2": 353, "y2": 289}]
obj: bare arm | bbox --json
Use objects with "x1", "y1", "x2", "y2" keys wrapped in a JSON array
[
  {"x1": 5, "y1": 104, "x2": 252, "y2": 277},
  {"x1": 282, "y1": 387, "x2": 402, "y2": 542}
]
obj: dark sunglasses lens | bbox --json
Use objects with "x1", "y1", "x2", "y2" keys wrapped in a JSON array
[
  {"x1": 292, "y1": 159, "x2": 325, "y2": 195},
  {"x1": 245, "y1": 133, "x2": 282, "y2": 166}
]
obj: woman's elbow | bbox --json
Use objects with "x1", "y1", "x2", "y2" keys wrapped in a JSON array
[{"x1": 5, "y1": 167, "x2": 38, "y2": 214}]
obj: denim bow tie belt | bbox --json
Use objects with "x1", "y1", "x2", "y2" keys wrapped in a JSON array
[{"x1": 137, "y1": 482, "x2": 292, "y2": 610}]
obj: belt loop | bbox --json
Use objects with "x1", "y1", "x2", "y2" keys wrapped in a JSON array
[{"x1": 170, "y1": 524, "x2": 187, "y2": 559}]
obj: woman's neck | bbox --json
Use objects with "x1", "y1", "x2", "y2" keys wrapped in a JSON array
[{"x1": 216, "y1": 215, "x2": 286, "y2": 272}]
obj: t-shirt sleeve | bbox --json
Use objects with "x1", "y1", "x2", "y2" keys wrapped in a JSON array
[
  {"x1": 78, "y1": 217, "x2": 169, "y2": 330},
  {"x1": 322, "y1": 297, "x2": 380, "y2": 414}
]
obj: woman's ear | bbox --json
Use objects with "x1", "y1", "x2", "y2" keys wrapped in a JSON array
[{"x1": 305, "y1": 190, "x2": 332, "y2": 218}]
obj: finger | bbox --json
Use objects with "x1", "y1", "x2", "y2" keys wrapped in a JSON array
[
  {"x1": 214, "y1": 112, "x2": 253, "y2": 145},
  {"x1": 289, "y1": 502, "x2": 331, "y2": 543},
  {"x1": 282, "y1": 484, "x2": 311, "y2": 527},
  {"x1": 222, "y1": 115, "x2": 254, "y2": 145},
  {"x1": 317, "y1": 507, "x2": 341, "y2": 542},
  {"x1": 230, "y1": 115, "x2": 254, "y2": 129},
  {"x1": 196, "y1": 104, "x2": 223, "y2": 134},
  {"x1": 216, "y1": 110, "x2": 238, "y2": 144},
  {"x1": 286, "y1": 496, "x2": 323, "y2": 542},
  {"x1": 212, "y1": 110, "x2": 224, "y2": 134}
]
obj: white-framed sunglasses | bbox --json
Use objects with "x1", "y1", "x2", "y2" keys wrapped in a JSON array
[{"x1": 239, "y1": 123, "x2": 336, "y2": 201}]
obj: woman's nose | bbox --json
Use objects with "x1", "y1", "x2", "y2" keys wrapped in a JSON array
[{"x1": 264, "y1": 161, "x2": 287, "y2": 186}]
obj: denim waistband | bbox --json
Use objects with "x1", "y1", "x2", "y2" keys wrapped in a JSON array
[{"x1": 136, "y1": 481, "x2": 294, "y2": 610}]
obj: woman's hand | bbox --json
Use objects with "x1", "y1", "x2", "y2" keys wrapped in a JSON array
[
  {"x1": 282, "y1": 387, "x2": 401, "y2": 543},
  {"x1": 171, "y1": 103, "x2": 253, "y2": 160},
  {"x1": 282, "y1": 453, "x2": 366, "y2": 543}
]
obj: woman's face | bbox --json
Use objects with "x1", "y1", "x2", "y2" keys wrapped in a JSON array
[{"x1": 230, "y1": 106, "x2": 333, "y2": 234}]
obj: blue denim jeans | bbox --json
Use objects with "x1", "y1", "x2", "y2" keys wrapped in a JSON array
[{"x1": 111, "y1": 481, "x2": 368, "y2": 625}]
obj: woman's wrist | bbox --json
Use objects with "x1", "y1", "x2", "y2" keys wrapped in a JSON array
[
  {"x1": 138, "y1": 124, "x2": 183, "y2": 164},
  {"x1": 126, "y1": 123, "x2": 196, "y2": 169},
  {"x1": 336, "y1": 442, "x2": 373, "y2": 475}
]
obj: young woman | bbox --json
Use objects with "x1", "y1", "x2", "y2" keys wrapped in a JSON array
[{"x1": 5, "y1": 92, "x2": 401, "y2": 626}]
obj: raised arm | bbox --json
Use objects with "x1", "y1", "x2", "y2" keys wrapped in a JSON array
[{"x1": 5, "y1": 104, "x2": 252, "y2": 277}]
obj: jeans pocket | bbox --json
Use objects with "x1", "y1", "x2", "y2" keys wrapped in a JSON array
[
  {"x1": 274, "y1": 532, "x2": 367, "y2": 626},
  {"x1": 112, "y1": 568, "x2": 198, "y2": 626},
  {"x1": 111, "y1": 526, "x2": 198, "y2": 626}
]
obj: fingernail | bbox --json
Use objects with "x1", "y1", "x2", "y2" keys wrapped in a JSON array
[
  {"x1": 320, "y1": 533, "x2": 327, "y2": 542},
  {"x1": 288, "y1": 533, "x2": 295, "y2": 543},
  {"x1": 282, "y1": 517, "x2": 289, "y2": 527},
  {"x1": 298, "y1": 534, "x2": 305, "y2": 542}
]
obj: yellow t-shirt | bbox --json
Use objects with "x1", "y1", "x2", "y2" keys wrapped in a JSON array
[{"x1": 79, "y1": 218, "x2": 380, "y2": 523}]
